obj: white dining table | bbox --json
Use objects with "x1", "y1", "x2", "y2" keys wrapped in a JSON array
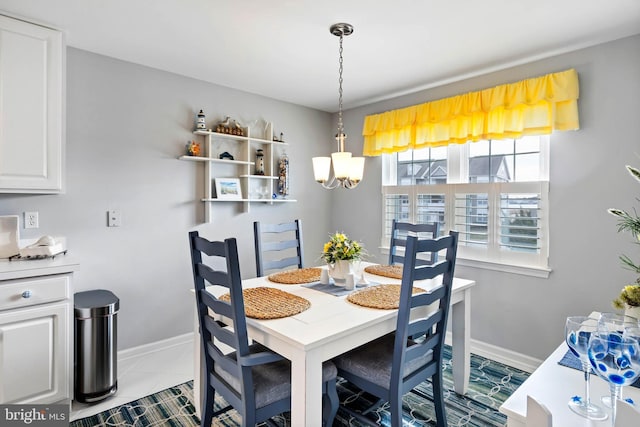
[{"x1": 192, "y1": 264, "x2": 475, "y2": 427}]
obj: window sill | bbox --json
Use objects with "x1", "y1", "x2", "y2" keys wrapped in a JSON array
[
  {"x1": 379, "y1": 246, "x2": 551, "y2": 278},
  {"x1": 455, "y1": 257, "x2": 551, "y2": 278}
]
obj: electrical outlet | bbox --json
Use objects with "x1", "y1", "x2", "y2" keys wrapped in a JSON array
[
  {"x1": 24, "y1": 211, "x2": 39, "y2": 229},
  {"x1": 107, "y1": 210, "x2": 122, "y2": 227}
]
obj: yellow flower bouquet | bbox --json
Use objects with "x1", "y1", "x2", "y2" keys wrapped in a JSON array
[
  {"x1": 322, "y1": 232, "x2": 364, "y2": 264},
  {"x1": 613, "y1": 281, "x2": 640, "y2": 309}
]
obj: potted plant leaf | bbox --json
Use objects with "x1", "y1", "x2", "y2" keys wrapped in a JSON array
[{"x1": 608, "y1": 164, "x2": 640, "y2": 319}]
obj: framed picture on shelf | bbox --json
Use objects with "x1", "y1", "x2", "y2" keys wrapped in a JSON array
[{"x1": 214, "y1": 178, "x2": 242, "y2": 200}]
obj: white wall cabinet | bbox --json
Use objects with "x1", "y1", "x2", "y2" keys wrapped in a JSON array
[
  {"x1": 181, "y1": 125, "x2": 295, "y2": 222},
  {"x1": 0, "y1": 14, "x2": 64, "y2": 193},
  {"x1": 0, "y1": 273, "x2": 72, "y2": 404}
]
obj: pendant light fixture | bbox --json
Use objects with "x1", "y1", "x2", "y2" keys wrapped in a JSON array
[{"x1": 312, "y1": 23, "x2": 364, "y2": 189}]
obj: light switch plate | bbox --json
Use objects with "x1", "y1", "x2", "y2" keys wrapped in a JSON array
[{"x1": 107, "y1": 210, "x2": 122, "y2": 227}]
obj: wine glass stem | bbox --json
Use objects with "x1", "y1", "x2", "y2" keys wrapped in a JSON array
[
  {"x1": 610, "y1": 384, "x2": 621, "y2": 427},
  {"x1": 581, "y1": 360, "x2": 591, "y2": 404}
]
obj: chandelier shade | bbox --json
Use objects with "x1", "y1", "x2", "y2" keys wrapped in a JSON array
[{"x1": 312, "y1": 22, "x2": 364, "y2": 190}]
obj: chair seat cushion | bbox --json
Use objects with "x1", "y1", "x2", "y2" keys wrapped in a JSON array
[
  {"x1": 333, "y1": 333, "x2": 433, "y2": 390},
  {"x1": 216, "y1": 343, "x2": 337, "y2": 409}
]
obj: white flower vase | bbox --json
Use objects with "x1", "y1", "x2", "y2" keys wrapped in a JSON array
[
  {"x1": 328, "y1": 260, "x2": 354, "y2": 285},
  {"x1": 624, "y1": 305, "x2": 640, "y2": 321}
]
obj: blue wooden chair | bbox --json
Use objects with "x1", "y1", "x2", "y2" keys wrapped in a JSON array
[
  {"x1": 333, "y1": 231, "x2": 459, "y2": 427},
  {"x1": 388, "y1": 220, "x2": 440, "y2": 266},
  {"x1": 189, "y1": 231, "x2": 338, "y2": 426},
  {"x1": 253, "y1": 219, "x2": 304, "y2": 277}
]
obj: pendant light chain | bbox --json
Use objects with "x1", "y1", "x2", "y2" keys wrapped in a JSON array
[{"x1": 337, "y1": 32, "x2": 344, "y2": 137}]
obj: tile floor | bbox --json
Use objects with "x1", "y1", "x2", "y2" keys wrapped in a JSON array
[{"x1": 70, "y1": 342, "x2": 195, "y2": 422}]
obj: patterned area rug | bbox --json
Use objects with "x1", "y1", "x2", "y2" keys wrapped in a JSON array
[{"x1": 71, "y1": 346, "x2": 529, "y2": 426}]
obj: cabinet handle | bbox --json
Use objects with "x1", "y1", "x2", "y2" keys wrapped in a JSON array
[{"x1": 21, "y1": 290, "x2": 32, "y2": 299}]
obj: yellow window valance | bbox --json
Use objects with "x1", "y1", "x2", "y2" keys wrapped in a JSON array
[{"x1": 362, "y1": 68, "x2": 579, "y2": 156}]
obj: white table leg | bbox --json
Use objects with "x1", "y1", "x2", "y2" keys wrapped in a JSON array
[
  {"x1": 451, "y1": 288, "x2": 470, "y2": 395},
  {"x1": 290, "y1": 350, "x2": 323, "y2": 427}
]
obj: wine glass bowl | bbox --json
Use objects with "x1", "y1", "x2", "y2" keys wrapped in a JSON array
[
  {"x1": 596, "y1": 313, "x2": 640, "y2": 408},
  {"x1": 598, "y1": 313, "x2": 639, "y2": 337},
  {"x1": 589, "y1": 335, "x2": 639, "y2": 386},
  {"x1": 588, "y1": 331, "x2": 640, "y2": 425},
  {"x1": 565, "y1": 316, "x2": 608, "y2": 420}
]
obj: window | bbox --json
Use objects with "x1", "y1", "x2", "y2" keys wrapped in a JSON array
[{"x1": 381, "y1": 136, "x2": 550, "y2": 275}]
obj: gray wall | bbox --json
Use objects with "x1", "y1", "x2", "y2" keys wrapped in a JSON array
[
  {"x1": 1, "y1": 34, "x2": 638, "y2": 361},
  {"x1": 338, "y1": 34, "x2": 640, "y2": 359},
  {"x1": 0, "y1": 48, "x2": 334, "y2": 349}
]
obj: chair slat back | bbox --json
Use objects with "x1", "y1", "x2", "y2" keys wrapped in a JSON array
[
  {"x1": 254, "y1": 219, "x2": 304, "y2": 277},
  {"x1": 389, "y1": 220, "x2": 440, "y2": 266},
  {"x1": 392, "y1": 230, "x2": 458, "y2": 392},
  {"x1": 189, "y1": 231, "x2": 255, "y2": 403}
]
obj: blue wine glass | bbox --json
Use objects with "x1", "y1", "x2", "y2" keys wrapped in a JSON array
[
  {"x1": 565, "y1": 316, "x2": 607, "y2": 420},
  {"x1": 597, "y1": 312, "x2": 640, "y2": 408},
  {"x1": 588, "y1": 331, "x2": 640, "y2": 426}
]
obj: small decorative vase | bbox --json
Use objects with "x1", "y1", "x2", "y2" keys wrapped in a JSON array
[
  {"x1": 624, "y1": 305, "x2": 640, "y2": 320},
  {"x1": 327, "y1": 259, "x2": 354, "y2": 285}
]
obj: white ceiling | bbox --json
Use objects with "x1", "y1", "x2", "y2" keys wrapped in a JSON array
[{"x1": 1, "y1": 0, "x2": 639, "y2": 112}]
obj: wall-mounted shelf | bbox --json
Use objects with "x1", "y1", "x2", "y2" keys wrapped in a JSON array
[
  {"x1": 181, "y1": 124, "x2": 296, "y2": 222},
  {"x1": 179, "y1": 155, "x2": 253, "y2": 166}
]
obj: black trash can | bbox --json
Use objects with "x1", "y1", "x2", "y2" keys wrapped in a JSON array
[{"x1": 74, "y1": 289, "x2": 119, "y2": 403}]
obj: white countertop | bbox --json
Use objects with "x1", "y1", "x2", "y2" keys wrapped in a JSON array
[{"x1": 0, "y1": 254, "x2": 79, "y2": 281}]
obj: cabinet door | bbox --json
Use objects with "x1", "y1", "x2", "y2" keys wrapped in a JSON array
[
  {"x1": 0, "y1": 301, "x2": 70, "y2": 404},
  {"x1": 0, "y1": 15, "x2": 63, "y2": 193}
]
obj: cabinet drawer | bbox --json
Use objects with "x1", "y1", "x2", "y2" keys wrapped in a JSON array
[{"x1": 0, "y1": 275, "x2": 70, "y2": 311}]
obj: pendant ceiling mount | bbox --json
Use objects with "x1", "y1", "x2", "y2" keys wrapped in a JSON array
[{"x1": 330, "y1": 23, "x2": 354, "y2": 37}]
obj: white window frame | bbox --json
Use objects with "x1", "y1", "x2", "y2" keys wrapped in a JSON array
[{"x1": 381, "y1": 136, "x2": 551, "y2": 278}]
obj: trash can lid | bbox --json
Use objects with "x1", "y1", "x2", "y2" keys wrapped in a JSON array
[{"x1": 74, "y1": 289, "x2": 119, "y2": 318}]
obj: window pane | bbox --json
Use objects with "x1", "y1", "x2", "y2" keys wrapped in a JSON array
[
  {"x1": 514, "y1": 153, "x2": 540, "y2": 182},
  {"x1": 469, "y1": 140, "x2": 489, "y2": 157},
  {"x1": 384, "y1": 194, "x2": 410, "y2": 237},
  {"x1": 416, "y1": 194, "x2": 446, "y2": 236},
  {"x1": 454, "y1": 193, "x2": 488, "y2": 248},
  {"x1": 468, "y1": 138, "x2": 541, "y2": 183},
  {"x1": 499, "y1": 193, "x2": 541, "y2": 253},
  {"x1": 515, "y1": 136, "x2": 540, "y2": 153},
  {"x1": 398, "y1": 150, "x2": 413, "y2": 161},
  {"x1": 491, "y1": 139, "x2": 514, "y2": 155},
  {"x1": 431, "y1": 146, "x2": 447, "y2": 160},
  {"x1": 395, "y1": 148, "x2": 448, "y2": 186},
  {"x1": 412, "y1": 148, "x2": 430, "y2": 161}
]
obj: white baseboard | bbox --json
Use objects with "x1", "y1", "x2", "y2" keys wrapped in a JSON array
[
  {"x1": 445, "y1": 331, "x2": 541, "y2": 373},
  {"x1": 118, "y1": 332, "x2": 194, "y2": 361}
]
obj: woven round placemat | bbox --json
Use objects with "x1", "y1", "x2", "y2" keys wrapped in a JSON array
[
  {"x1": 218, "y1": 287, "x2": 310, "y2": 319},
  {"x1": 268, "y1": 267, "x2": 322, "y2": 284},
  {"x1": 347, "y1": 284, "x2": 426, "y2": 310},
  {"x1": 364, "y1": 264, "x2": 403, "y2": 279}
]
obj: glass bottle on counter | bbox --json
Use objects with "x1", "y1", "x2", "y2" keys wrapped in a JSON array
[{"x1": 278, "y1": 151, "x2": 289, "y2": 198}]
